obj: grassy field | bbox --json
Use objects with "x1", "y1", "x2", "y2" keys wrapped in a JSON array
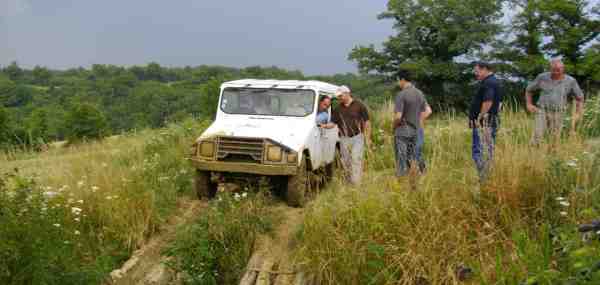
[
  {"x1": 0, "y1": 95, "x2": 598, "y2": 284},
  {"x1": 295, "y1": 100, "x2": 600, "y2": 284},
  {"x1": 0, "y1": 118, "x2": 209, "y2": 284}
]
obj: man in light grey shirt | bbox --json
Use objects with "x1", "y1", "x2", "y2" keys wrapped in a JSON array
[
  {"x1": 393, "y1": 71, "x2": 428, "y2": 178},
  {"x1": 525, "y1": 59, "x2": 584, "y2": 144}
]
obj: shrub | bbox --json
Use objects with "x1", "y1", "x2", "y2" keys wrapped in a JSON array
[
  {"x1": 65, "y1": 103, "x2": 108, "y2": 143},
  {"x1": 166, "y1": 191, "x2": 277, "y2": 285}
]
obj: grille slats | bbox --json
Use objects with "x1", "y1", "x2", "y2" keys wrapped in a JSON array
[{"x1": 216, "y1": 136, "x2": 264, "y2": 162}]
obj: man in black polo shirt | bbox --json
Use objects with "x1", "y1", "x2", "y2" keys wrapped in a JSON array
[
  {"x1": 331, "y1": 85, "x2": 371, "y2": 185},
  {"x1": 469, "y1": 62, "x2": 503, "y2": 182}
]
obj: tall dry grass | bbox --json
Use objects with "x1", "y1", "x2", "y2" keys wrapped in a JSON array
[
  {"x1": 296, "y1": 103, "x2": 600, "y2": 284},
  {"x1": 0, "y1": 118, "x2": 209, "y2": 284}
]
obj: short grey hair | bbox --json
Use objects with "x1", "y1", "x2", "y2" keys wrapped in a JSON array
[{"x1": 335, "y1": 85, "x2": 351, "y2": 96}]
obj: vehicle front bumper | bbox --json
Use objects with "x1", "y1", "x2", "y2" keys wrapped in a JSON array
[{"x1": 188, "y1": 158, "x2": 297, "y2": 176}]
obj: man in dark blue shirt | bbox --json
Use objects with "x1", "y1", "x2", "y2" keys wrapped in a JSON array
[{"x1": 469, "y1": 61, "x2": 503, "y2": 182}]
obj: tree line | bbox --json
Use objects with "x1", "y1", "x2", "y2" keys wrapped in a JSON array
[
  {"x1": 0, "y1": 63, "x2": 386, "y2": 149},
  {"x1": 1, "y1": 0, "x2": 598, "y2": 150},
  {"x1": 350, "y1": 0, "x2": 599, "y2": 110}
]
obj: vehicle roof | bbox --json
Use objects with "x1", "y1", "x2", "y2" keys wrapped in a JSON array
[{"x1": 222, "y1": 79, "x2": 340, "y2": 95}]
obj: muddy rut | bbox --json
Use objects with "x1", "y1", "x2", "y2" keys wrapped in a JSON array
[
  {"x1": 106, "y1": 197, "x2": 312, "y2": 285},
  {"x1": 239, "y1": 205, "x2": 314, "y2": 285},
  {"x1": 108, "y1": 198, "x2": 206, "y2": 285}
]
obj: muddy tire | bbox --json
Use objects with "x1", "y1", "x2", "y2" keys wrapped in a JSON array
[
  {"x1": 194, "y1": 170, "x2": 216, "y2": 200},
  {"x1": 286, "y1": 158, "x2": 309, "y2": 207}
]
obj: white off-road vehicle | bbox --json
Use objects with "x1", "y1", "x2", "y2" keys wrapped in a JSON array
[{"x1": 189, "y1": 79, "x2": 340, "y2": 206}]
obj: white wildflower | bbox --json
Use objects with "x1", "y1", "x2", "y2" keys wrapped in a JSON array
[
  {"x1": 241, "y1": 192, "x2": 247, "y2": 198},
  {"x1": 560, "y1": 211, "x2": 568, "y2": 216},
  {"x1": 559, "y1": 201, "x2": 570, "y2": 207},
  {"x1": 64, "y1": 241, "x2": 70, "y2": 244},
  {"x1": 43, "y1": 191, "x2": 58, "y2": 198},
  {"x1": 71, "y1": 207, "x2": 82, "y2": 215},
  {"x1": 74, "y1": 230, "x2": 80, "y2": 235},
  {"x1": 53, "y1": 223, "x2": 61, "y2": 228},
  {"x1": 179, "y1": 169, "x2": 188, "y2": 175},
  {"x1": 77, "y1": 199, "x2": 84, "y2": 204},
  {"x1": 74, "y1": 217, "x2": 80, "y2": 222},
  {"x1": 91, "y1": 186, "x2": 99, "y2": 192},
  {"x1": 566, "y1": 160, "x2": 578, "y2": 168},
  {"x1": 77, "y1": 180, "x2": 85, "y2": 188},
  {"x1": 106, "y1": 196, "x2": 112, "y2": 200},
  {"x1": 555, "y1": 197, "x2": 565, "y2": 201}
]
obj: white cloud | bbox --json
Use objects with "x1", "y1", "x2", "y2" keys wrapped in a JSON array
[{"x1": 0, "y1": 0, "x2": 31, "y2": 18}]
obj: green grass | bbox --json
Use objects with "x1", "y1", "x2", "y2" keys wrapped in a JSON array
[
  {"x1": 166, "y1": 190, "x2": 278, "y2": 285},
  {"x1": 0, "y1": 118, "x2": 209, "y2": 284},
  {"x1": 295, "y1": 103, "x2": 600, "y2": 284}
]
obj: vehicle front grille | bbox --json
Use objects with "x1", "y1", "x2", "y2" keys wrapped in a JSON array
[{"x1": 216, "y1": 136, "x2": 265, "y2": 163}]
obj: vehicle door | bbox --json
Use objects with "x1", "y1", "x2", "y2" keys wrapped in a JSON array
[{"x1": 319, "y1": 95, "x2": 338, "y2": 165}]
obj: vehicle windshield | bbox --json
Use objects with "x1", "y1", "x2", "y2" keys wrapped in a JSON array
[{"x1": 220, "y1": 88, "x2": 316, "y2": 117}]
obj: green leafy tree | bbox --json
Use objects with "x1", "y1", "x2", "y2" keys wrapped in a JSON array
[
  {"x1": 25, "y1": 108, "x2": 50, "y2": 145},
  {"x1": 32, "y1": 65, "x2": 52, "y2": 86},
  {"x1": 3, "y1": 61, "x2": 23, "y2": 81},
  {"x1": 0, "y1": 75, "x2": 17, "y2": 107},
  {"x1": 0, "y1": 106, "x2": 11, "y2": 145},
  {"x1": 145, "y1": 62, "x2": 164, "y2": 82},
  {"x1": 200, "y1": 78, "x2": 224, "y2": 119},
  {"x1": 539, "y1": 0, "x2": 599, "y2": 65},
  {"x1": 577, "y1": 44, "x2": 600, "y2": 91},
  {"x1": 65, "y1": 103, "x2": 108, "y2": 142},
  {"x1": 349, "y1": 0, "x2": 505, "y2": 108},
  {"x1": 491, "y1": 0, "x2": 548, "y2": 79}
]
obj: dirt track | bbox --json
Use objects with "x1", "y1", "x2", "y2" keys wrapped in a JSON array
[
  {"x1": 239, "y1": 205, "x2": 314, "y2": 285},
  {"x1": 109, "y1": 198, "x2": 206, "y2": 285}
]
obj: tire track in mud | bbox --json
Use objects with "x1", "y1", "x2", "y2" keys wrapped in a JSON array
[
  {"x1": 240, "y1": 205, "x2": 315, "y2": 285},
  {"x1": 108, "y1": 198, "x2": 207, "y2": 285}
]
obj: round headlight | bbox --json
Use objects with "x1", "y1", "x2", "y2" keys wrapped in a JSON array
[{"x1": 266, "y1": 146, "x2": 282, "y2": 162}]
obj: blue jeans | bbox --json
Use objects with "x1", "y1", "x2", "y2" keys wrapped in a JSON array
[
  {"x1": 394, "y1": 126, "x2": 417, "y2": 177},
  {"x1": 472, "y1": 126, "x2": 497, "y2": 181},
  {"x1": 415, "y1": 128, "x2": 425, "y2": 172}
]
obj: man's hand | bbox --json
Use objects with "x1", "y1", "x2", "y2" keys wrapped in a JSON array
[{"x1": 526, "y1": 104, "x2": 538, "y2": 114}]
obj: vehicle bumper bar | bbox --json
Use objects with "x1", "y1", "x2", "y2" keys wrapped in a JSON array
[{"x1": 189, "y1": 159, "x2": 297, "y2": 176}]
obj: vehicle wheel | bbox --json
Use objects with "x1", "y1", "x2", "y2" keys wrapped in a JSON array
[
  {"x1": 286, "y1": 158, "x2": 309, "y2": 207},
  {"x1": 194, "y1": 170, "x2": 216, "y2": 200}
]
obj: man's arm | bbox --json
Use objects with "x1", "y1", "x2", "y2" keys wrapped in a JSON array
[
  {"x1": 420, "y1": 104, "x2": 432, "y2": 127},
  {"x1": 320, "y1": 122, "x2": 336, "y2": 129},
  {"x1": 525, "y1": 91, "x2": 538, "y2": 113},
  {"x1": 480, "y1": 100, "x2": 493, "y2": 115},
  {"x1": 525, "y1": 75, "x2": 541, "y2": 113},
  {"x1": 572, "y1": 80, "x2": 585, "y2": 123},
  {"x1": 393, "y1": 111, "x2": 403, "y2": 129}
]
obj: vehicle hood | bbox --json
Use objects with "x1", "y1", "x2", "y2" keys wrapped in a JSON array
[{"x1": 197, "y1": 117, "x2": 312, "y2": 151}]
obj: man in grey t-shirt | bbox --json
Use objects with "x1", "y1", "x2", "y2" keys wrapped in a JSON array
[
  {"x1": 393, "y1": 71, "x2": 428, "y2": 178},
  {"x1": 526, "y1": 59, "x2": 585, "y2": 144}
]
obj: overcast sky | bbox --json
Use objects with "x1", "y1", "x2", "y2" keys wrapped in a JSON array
[{"x1": 0, "y1": 0, "x2": 393, "y2": 75}]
